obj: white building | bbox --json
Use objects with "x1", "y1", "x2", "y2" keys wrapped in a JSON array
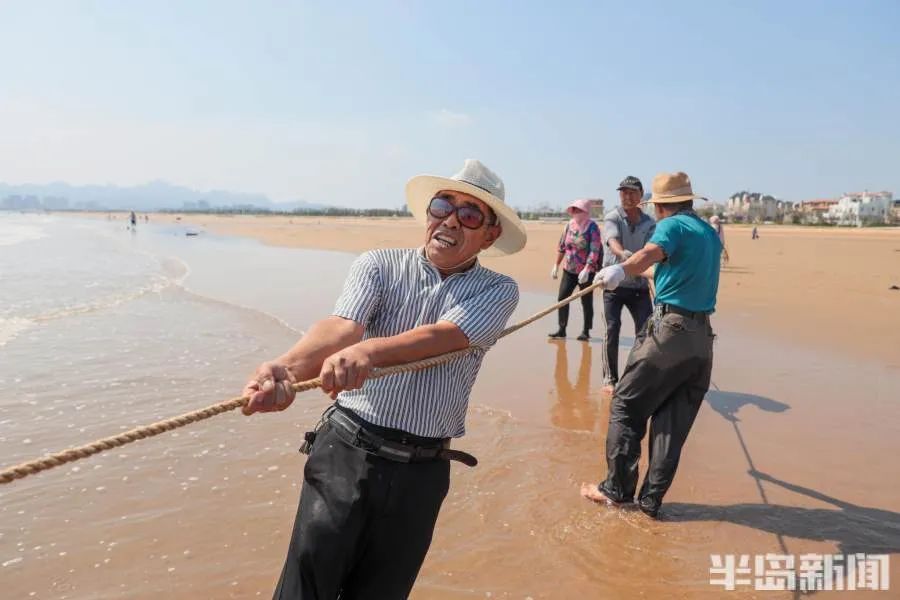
[
  {"x1": 825, "y1": 191, "x2": 893, "y2": 226},
  {"x1": 725, "y1": 191, "x2": 786, "y2": 223}
]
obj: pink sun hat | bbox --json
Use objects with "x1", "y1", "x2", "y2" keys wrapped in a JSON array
[{"x1": 566, "y1": 198, "x2": 593, "y2": 215}]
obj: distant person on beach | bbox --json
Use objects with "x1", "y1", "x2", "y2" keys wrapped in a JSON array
[
  {"x1": 752, "y1": 225, "x2": 759, "y2": 240},
  {"x1": 583, "y1": 172, "x2": 721, "y2": 518},
  {"x1": 549, "y1": 198, "x2": 602, "y2": 341},
  {"x1": 600, "y1": 176, "x2": 655, "y2": 393},
  {"x1": 241, "y1": 159, "x2": 526, "y2": 599},
  {"x1": 710, "y1": 215, "x2": 728, "y2": 264},
  {"x1": 129, "y1": 211, "x2": 137, "y2": 229}
]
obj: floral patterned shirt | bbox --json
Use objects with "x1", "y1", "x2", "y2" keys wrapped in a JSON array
[{"x1": 558, "y1": 220, "x2": 602, "y2": 274}]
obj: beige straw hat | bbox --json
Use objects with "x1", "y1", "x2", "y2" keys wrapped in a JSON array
[
  {"x1": 646, "y1": 172, "x2": 708, "y2": 204},
  {"x1": 405, "y1": 159, "x2": 527, "y2": 256}
]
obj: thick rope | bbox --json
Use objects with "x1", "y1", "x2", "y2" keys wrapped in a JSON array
[{"x1": 0, "y1": 280, "x2": 604, "y2": 484}]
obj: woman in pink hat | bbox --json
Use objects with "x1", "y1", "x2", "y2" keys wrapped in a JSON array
[{"x1": 550, "y1": 198, "x2": 602, "y2": 341}]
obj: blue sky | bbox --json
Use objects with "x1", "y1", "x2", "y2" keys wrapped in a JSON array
[{"x1": 1, "y1": 1, "x2": 898, "y2": 208}]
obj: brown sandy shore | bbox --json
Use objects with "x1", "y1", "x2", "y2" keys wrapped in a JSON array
[
  {"x1": 19, "y1": 212, "x2": 895, "y2": 599},
  {"x1": 114, "y1": 212, "x2": 900, "y2": 366}
]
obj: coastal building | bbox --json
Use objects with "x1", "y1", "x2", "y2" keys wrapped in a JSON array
[
  {"x1": 825, "y1": 191, "x2": 893, "y2": 226},
  {"x1": 588, "y1": 198, "x2": 604, "y2": 219},
  {"x1": 798, "y1": 199, "x2": 838, "y2": 224},
  {"x1": 725, "y1": 191, "x2": 788, "y2": 223}
]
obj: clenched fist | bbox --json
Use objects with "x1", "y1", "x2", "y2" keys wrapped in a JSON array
[{"x1": 242, "y1": 362, "x2": 297, "y2": 415}]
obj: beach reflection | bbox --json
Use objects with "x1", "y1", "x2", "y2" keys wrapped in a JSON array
[{"x1": 549, "y1": 341, "x2": 599, "y2": 432}]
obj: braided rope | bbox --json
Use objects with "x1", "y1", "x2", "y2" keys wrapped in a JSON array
[{"x1": 0, "y1": 280, "x2": 604, "y2": 484}]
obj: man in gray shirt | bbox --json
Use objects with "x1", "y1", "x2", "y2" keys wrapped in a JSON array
[{"x1": 601, "y1": 176, "x2": 656, "y2": 392}]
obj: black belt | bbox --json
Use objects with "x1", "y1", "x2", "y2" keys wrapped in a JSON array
[
  {"x1": 324, "y1": 407, "x2": 478, "y2": 468},
  {"x1": 660, "y1": 304, "x2": 710, "y2": 321}
]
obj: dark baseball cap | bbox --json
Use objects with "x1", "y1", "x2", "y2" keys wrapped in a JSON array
[{"x1": 617, "y1": 176, "x2": 643, "y2": 192}]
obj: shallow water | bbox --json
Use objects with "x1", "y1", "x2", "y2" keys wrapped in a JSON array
[{"x1": 1, "y1": 213, "x2": 898, "y2": 598}]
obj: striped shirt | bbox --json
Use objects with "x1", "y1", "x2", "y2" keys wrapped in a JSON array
[{"x1": 332, "y1": 248, "x2": 519, "y2": 438}]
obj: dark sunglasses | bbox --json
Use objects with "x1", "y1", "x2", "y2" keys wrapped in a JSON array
[{"x1": 427, "y1": 196, "x2": 494, "y2": 230}]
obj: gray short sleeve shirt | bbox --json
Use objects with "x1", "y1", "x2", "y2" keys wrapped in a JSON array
[{"x1": 602, "y1": 207, "x2": 656, "y2": 288}]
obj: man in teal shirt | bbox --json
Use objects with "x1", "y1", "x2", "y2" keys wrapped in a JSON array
[
  {"x1": 650, "y1": 207, "x2": 721, "y2": 313},
  {"x1": 581, "y1": 172, "x2": 721, "y2": 518}
]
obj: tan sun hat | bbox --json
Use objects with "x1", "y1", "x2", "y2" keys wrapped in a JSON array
[
  {"x1": 646, "y1": 171, "x2": 708, "y2": 204},
  {"x1": 405, "y1": 159, "x2": 527, "y2": 256}
]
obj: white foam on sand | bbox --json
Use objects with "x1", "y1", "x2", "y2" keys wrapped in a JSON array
[{"x1": 0, "y1": 317, "x2": 34, "y2": 347}]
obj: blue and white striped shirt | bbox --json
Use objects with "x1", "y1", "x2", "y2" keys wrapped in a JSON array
[{"x1": 332, "y1": 248, "x2": 519, "y2": 438}]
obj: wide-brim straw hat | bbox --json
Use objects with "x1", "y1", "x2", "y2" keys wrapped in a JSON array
[
  {"x1": 405, "y1": 159, "x2": 527, "y2": 256},
  {"x1": 645, "y1": 171, "x2": 708, "y2": 204}
]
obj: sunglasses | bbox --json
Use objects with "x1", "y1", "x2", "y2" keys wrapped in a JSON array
[{"x1": 427, "y1": 196, "x2": 494, "y2": 230}]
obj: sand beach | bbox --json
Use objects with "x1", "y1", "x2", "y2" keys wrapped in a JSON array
[
  {"x1": 2, "y1": 212, "x2": 899, "y2": 598},
  {"x1": 138, "y1": 213, "x2": 900, "y2": 366}
]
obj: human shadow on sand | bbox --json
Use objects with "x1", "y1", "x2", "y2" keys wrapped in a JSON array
[
  {"x1": 704, "y1": 388, "x2": 790, "y2": 423},
  {"x1": 665, "y1": 388, "x2": 900, "y2": 557},
  {"x1": 663, "y1": 470, "x2": 900, "y2": 556}
]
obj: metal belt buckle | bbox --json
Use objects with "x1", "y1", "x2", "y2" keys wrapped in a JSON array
[
  {"x1": 299, "y1": 431, "x2": 316, "y2": 455},
  {"x1": 377, "y1": 444, "x2": 413, "y2": 463},
  {"x1": 649, "y1": 304, "x2": 664, "y2": 335}
]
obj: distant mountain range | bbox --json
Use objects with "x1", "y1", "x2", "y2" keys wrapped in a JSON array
[{"x1": 0, "y1": 180, "x2": 328, "y2": 212}]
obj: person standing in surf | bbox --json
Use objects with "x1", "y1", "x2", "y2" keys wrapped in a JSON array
[
  {"x1": 582, "y1": 171, "x2": 720, "y2": 519},
  {"x1": 241, "y1": 159, "x2": 526, "y2": 600}
]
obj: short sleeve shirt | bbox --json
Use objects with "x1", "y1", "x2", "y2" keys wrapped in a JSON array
[
  {"x1": 332, "y1": 248, "x2": 519, "y2": 438},
  {"x1": 602, "y1": 207, "x2": 656, "y2": 288},
  {"x1": 649, "y1": 212, "x2": 722, "y2": 313}
]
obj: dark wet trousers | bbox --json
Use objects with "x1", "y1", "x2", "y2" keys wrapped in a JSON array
[
  {"x1": 600, "y1": 309, "x2": 714, "y2": 516},
  {"x1": 273, "y1": 419, "x2": 451, "y2": 600},
  {"x1": 557, "y1": 269, "x2": 593, "y2": 331},
  {"x1": 601, "y1": 287, "x2": 653, "y2": 384}
]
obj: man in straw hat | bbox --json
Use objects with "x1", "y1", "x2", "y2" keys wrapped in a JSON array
[
  {"x1": 241, "y1": 159, "x2": 526, "y2": 599},
  {"x1": 582, "y1": 171, "x2": 721, "y2": 518}
]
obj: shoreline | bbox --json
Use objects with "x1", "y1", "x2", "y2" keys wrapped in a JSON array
[{"x1": 77, "y1": 211, "x2": 899, "y2": 368}]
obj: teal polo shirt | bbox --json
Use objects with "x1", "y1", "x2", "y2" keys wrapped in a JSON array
[{"x1": 649, "y1": 211, "x2": 721, "y2": 313}]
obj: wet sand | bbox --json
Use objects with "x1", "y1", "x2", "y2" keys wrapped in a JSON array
[
  {"x1": 124, "y1": 213, "x2": 900, "y2": 366},
  {"x1": 4, "y1": 215, "x2": 900, "y2": 598}
]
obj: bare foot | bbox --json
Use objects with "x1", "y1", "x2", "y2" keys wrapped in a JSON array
[{"x1": 580, "y1": 482, "x2": 627, "y2": 506}]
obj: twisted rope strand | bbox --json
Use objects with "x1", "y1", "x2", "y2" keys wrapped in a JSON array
[{"x1": 0, "y1": 280, "x2": 604, "y2": 484}]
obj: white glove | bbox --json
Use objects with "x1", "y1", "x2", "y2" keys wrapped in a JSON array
[
  {"x1": 577, "y1": 267, "x2": 590, "y2": 284},
  {"x1": 622, "y1": 250, "x2": 634, "y2": 260},
  {"x1": 551, "y1": 265, "x2": 559, "y2": 280},
  {"x1": 594, "y1": 265, "x2": 626, "y2": 290}
]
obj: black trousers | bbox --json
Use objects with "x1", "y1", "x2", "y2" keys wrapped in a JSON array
[
  {"x1": 601, "y1": 287, "x2": 653, "y2": 385},
  {"x1": 274, "y1": 421, "x2": 451, "y2": 600},
  {"x1": 600, "y1": 311, "x2": 714, "y2": 516},
  {"x1": 557, "y1": 270, "x2": 594, "y2": 332}
]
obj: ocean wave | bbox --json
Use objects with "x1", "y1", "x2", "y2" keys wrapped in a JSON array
[
  {"x1": 27, "y1": 275, "x2": 174, "y2": 323},
  {"x1": 0, "y1": 317, "x2": 35, "y2": 347}
]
